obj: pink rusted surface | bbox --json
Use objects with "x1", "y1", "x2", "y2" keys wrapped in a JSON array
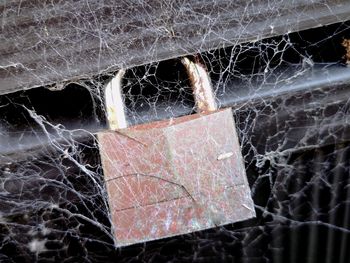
[{"x1": 98, "y1": 108, "x2": 255, "y2": 247}]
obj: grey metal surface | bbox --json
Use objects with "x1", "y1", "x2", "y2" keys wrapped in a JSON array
[{"x1": 1, "y1": 0, "x2": 350, "y2": 94}]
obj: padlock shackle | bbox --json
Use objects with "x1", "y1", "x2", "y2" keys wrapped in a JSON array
[
  {"x1": 182, "y1": 56, "x2": 217, "y2": 113},
  {"x1": 105, "y1": 69, "x2": 128, "y2": 130}
]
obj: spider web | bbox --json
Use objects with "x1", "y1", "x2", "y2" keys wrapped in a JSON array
[{"x1": 1, "y1": 2, "x2": 350, "y2": 262}]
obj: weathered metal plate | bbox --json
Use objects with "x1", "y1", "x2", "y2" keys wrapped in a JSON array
[{"x1": 98, "y1": 108, "x2": 255, "y2": 247}]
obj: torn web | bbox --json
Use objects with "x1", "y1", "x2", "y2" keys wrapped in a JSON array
[{"x1": 1, "y1": 5, "x2": 350, "y2": 263}]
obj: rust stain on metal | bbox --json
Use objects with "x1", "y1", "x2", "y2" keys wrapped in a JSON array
[
  {"x1": 98, "y1": 108, "x2": 255, "y2": 247},
  {"x1": 342, "y1": 39, "x2": 350, "y2": 65},
  {"x1": 182, "y1": 56, "x2": 217, "y2": 112}
]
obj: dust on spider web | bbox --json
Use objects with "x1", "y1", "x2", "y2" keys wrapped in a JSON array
[{"x1": 1, "y1": 14, "x2": 350, "y2": 263}]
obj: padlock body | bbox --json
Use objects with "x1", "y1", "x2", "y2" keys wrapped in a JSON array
[{"x1": 98, "y1": 108, "x2": 255, "y2": 247}]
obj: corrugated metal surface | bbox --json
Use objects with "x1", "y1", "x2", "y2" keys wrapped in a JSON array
[{"x1": 1, "y1": 0, "x2": 350, "y2": 94}]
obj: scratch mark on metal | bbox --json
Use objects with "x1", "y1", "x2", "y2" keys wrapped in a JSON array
[{"x1": 217, "y1": 152, "x2": 234, "y2": 160}]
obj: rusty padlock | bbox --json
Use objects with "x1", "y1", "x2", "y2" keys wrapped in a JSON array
[{"x1": 98, "y1": 57, "x2": 255, "y2": 247}]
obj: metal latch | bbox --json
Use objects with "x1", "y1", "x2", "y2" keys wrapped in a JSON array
[{"x1": 98, "y1": 57, "x2": 255, "y2": 247}]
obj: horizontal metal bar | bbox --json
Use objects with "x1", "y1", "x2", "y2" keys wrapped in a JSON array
[
  {"x1": 1, "y1": 0, "x2": 349, "y2": 95},
  {"x1": 1, "y1": 63, "x2": 349, "y2": 161}
]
